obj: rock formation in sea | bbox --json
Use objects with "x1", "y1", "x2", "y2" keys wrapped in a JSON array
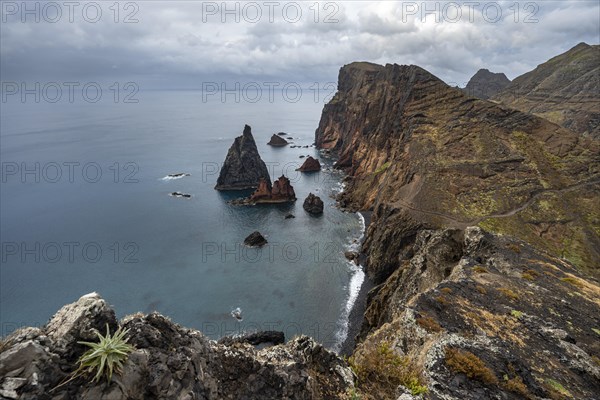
[
  {"x1": 314, "y1": 57, "x2": 600, "y2": 399},
  {"x1": 232, "y1": 176, "x2": 296, "y2": 205},
  {"x1": 243, "y1": 231, "x2": 267, "y2": 247},
  {"x1": 267, "y1": 134, "x2": 288, "y2": 147},
  {"x1": 215, "y1": 125, "x2": 271, "y2": 190},
  {"x1": 303, "y1": 193, "x2": 324, "y2": 215},
  {"x1": 494, "y1": 43, "x2": 600, "y2": 138},
  {"x1": 0, "y1": 293, "x2": 353, "y2": 399},
  {"x1": 462, "y1": 68, "x2": 510, "y2": 99},
  {"x1": 296, "y1": 156, "x2": 321, "y2": 172}
]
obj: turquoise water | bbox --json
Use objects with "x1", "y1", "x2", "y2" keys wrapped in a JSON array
[{"x1": 0, "y1": 91, "x2": 363, "y2": 350}]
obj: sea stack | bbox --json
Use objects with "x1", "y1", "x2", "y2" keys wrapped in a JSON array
[
  {"x1": 267, "y1": 134, "x2": 288, "y2": 147},
  {"x1": 303, "y1": 193, "x2": 323, "y2": 215},
  {"x1": 231, "y1": 176, "x2": 296, "y2": 205},
  {"x1": 244, "y1": 231, "x2": 268, "y2": 247},
  {"x1": 296, "y1": 156, "x2": 321, "y2": 172},
  {"x1": 215, "y1": 125, "x2": 271, "y2": 190}
]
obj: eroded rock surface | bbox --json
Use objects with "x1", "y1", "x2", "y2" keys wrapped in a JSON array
[
  {"x1": 303, "y1": 193, "x2": 324, "y2": 215},
  {"x1": 297, "y1": 156, "x2": 321, "y2": 172},
  {"x1": 463, "y1": 68, "x2": 511, "y2": 100}
]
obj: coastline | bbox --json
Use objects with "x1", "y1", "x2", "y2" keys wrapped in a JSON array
[{"x1": 339, "y1": 210, "x2": 373, "y2": 356}]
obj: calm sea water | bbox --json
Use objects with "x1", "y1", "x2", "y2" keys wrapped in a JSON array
[{"x1": 0, "y1": 90, "x2": 364, "y2": 351}]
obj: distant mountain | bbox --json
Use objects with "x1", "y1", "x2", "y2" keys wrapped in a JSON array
[
  {"x1": 494, "y1": 42, "x2": 600, "y2": 138},
  {"x1": 463, "y1": 68, "x2": 511, "y2": 99}
]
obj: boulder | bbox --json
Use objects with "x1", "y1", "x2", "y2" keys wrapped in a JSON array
[
  {"x1": 244, "y1": 231, "x2": 268, "y2": 247},
  {"x1": 215, "y1": 125, "x2": 271, "y2": 190},
  {"x1": 297, "y1": 156, "x2": 321, "y2": 172},
  {"x1": 267, "y1": 134, "x2": 288, "y2": 147},
  {"x1": 303, "y1": 193, "x2": 324, "y2": 215}
]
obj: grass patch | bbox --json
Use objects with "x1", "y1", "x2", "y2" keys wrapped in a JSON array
[
  {"x1": 475, "y1": 285, "x2": 487, "y2": 294},
  {"x1": 416, "y1": 316, "x2": 442, "y2": 333},
  {"x1": 350, "y1": 341, "x2": 427, "y2": 397},
  {"x1": 498, "y1": 288, "x2": 519, "y2": 300},
  {"x1": 504, "y1": 375, "x2": 531, "y2": 398},
  {"x1": 506, "y1": 243, "x2": 521, "y2": 253},
  {"x1": 374, "y1": 161, "x2": 391, "y2": 175},
  {"x1": 521, "y1": 269, "x2": 539, "y2": 281},
  {"x1": 561, "y1": 277, "x2": 584, "y2": 288},
  {"x1": 435, "y1": 295, "x2": 449, "y2": 305},
  {"x1": 592, "y1": 328, "x2": 600, "y2": 336},
  {"x1": 445, "y1": 347, "x2": 498, "y2": 385},
  {"x1": 510, "y1": 310, "x2": 524, "y2": 319},
  {"x1": 546, "y1": 379, "x2": 571, "y2": 398},
  {"x1": 473, "y1": 266, "x2": 488, "y2": 274},
  {"x1": 440, "y1": 287, "x2": 453, "y2": 294}
]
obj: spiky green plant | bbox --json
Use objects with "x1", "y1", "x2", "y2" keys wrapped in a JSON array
[{"x1": 75, "y1": 324, "x2": 135, "y2": 383}]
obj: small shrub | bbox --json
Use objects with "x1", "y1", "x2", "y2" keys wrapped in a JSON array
[
  {"x1": 498, "y1": 288, "x2": 519, "y2": 300},
  {"x1": 440, "y1": 287, "x2": 453, "y2": 294},
  {"x1": 374, "y1": 161, "x2": 391, "y2": 175},
  {"x1": 416, "y1": 316, "x2": 442, "y2": 332},
  {"x1": 445, "y1": 347, "x2": 498, "y2": 385},
  {"x1": 507, "y1": 243, "x2": 521, "y2": 253},
  {"x1": 435, "y1": 295, "x2": 449, "y2": 305},
  {"x1": 504, "y1": 375, "x2": 531, "y2": 398},
  {"x1": 349, "y1": 341, "x2": 427, "y2": 397},
  {"x1": 473, "y1": 266, "x2": 488, "y2": 274}
]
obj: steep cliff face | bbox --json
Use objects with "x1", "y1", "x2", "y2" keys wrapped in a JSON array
[
  {"x1": 463, "y1": 68, "x2": 511, "y2": 100},
  {"x1": 494, "y1": 43, "x2": 600, "y2": 139},
  {"x1": 316, "y1": 62, "x2": 600, "y2": 280},
  {"x1": 0, "y1": 294, "x2": 354, "y2": 399},
  {"x1": 215, "y1": 125, "x2": 271, "y2": 190}
]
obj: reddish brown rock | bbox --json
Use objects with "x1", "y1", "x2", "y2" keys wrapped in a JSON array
[
  {"x1": 296, "y1": 156, "x2": 321, "y2": 172},
  {"x1": 232, "y1": 176, "x2": 296, "y2": 205}
]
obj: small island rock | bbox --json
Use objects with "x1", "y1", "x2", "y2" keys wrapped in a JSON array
[
  {"x1": 267, "y1": 134, "x2": 288, "y2": 147},
  {"x1": 244, "y1": 231, "x2": 268, "y2": 247},
  {"x1": 303, "y1": 193, "x2": 324, "y2": 215},
  {"x1": 297, "y1": 156, "x2": 321, "y2": 172}
]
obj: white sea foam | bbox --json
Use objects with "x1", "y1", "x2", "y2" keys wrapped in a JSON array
[{"x1": 161, "y1": 173, "x2": 190, "y2": 181}]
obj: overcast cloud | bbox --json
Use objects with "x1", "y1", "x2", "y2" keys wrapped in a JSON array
[{"x1": 1, "y1": 1, "x2": 599, "y2": 87}]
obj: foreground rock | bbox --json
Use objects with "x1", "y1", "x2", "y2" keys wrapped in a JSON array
[
  {"x1": 215, "y1": 125, "x2": 271, "y2": 190},
  {"x1": 232, "y1": 176, "x2": 296, "y2": 205},
  {"x1": 0, "y1": 293, "x2": 354, "y2": 400},
  {"x1": 244, "y1": 231, "x2": 267, "y2": 247},
  {"x1": 267, "y1": 134, "x2": 288, "y2": 147},
  {"x1": 303, "y1": 193, "x2": 324, "y2": 215},
  {"x1": 218, "y1": 331, "x2": 285, "y2": 346},
  {"x1": 462, "y1": 68, "x2": 510, "y2": 99},
  {"x1": 296, "y1": 156, "x2": 321, "y2": 172}
]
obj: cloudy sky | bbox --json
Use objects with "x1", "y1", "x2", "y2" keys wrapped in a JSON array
[{"x1": 1, "y1": 1, "x2": 599, "y2": 88}]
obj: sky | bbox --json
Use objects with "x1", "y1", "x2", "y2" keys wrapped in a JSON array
[{"x1": 1, "y1": 0, "x2": 599, "y2": 88}]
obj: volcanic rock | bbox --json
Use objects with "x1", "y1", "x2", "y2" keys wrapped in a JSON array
[
  {"x1": 463, "y1": 68, "x2": 510, "y2": 99},
  {"x1": 267, "y1": 134, "x2": 288, "y2": 147},
  {"x1": 244, "y1": 231, "x2": 268, "y2": 247},
  {"x1": 218, "y1": 331, "x2": 285, "y2": 347},
  {"x1": 232, "y1": 176, "x2": 296, "y2": 205},
  {"x1": 303, "y1": 193, "x2": 324, "y2": 215},
  {"x1": 297, "y1": 156, "x2": 321, "y2": 172},
  {"x1": 215, "y1": 125, "x2": 271, "y2": 190},
  {"x1": 0, "y1": 293, "x2": 354, "y2": 399}
]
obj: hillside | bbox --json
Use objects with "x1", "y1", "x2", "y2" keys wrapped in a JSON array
[{"x1": 494, "y1": 43, "x2": 600, "y2": 138}]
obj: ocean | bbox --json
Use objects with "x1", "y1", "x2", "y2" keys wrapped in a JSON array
[{"x1": 0, "y1": 89, "x2": 364, "y2": 351}]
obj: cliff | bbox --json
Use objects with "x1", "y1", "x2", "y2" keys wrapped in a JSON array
[
  {"x1": 0, "y1": 293, "x2": 353, "y2": 399},
  {"x1": 215, "y1": 125, "x2": 271, "y2": 190},
  {"x1": 316, "y1": 62, "x2": 600, "y2": 280},
  {"x1": 494, "y1": 43, "x2": 600, "y2": 139},
  {"x1": 463, "y1": 68, "x2": 511, "y2": 100},
  {"x1": 315, "y1": 59, "x2": 600, "y2": 399}
]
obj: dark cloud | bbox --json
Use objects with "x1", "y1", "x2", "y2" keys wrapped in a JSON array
[{"x1": 1, "y1": 1, "x2": 598, "y2": 87}]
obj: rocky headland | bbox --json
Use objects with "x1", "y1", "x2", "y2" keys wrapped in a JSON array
[{"x1": 215, "y1": 125, "x2": 271, "y2": 190}]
